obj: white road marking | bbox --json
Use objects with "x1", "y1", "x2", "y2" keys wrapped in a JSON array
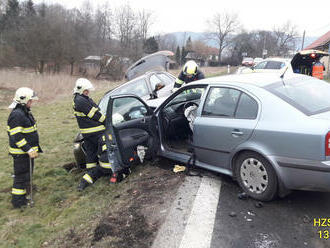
[{"x1": 179, "y1": 176, "x2": 221, "y2": 248}]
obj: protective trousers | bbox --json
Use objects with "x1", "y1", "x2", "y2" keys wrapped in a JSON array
[
  {"x1": 81, "y1": 152, "x2": 112, "y2": 185},
  {"x1": 84, "y1": 133, "x2": 103, "y2": 169},
  {"x1": 11, "y1": 155, "x2": 33, "y2": 208}
]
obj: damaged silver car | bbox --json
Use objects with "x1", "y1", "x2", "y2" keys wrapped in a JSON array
[
  {"x1": 73, "y1": 51, "x2": 176, "y2": 167},
  {"x1": 103, "y1": 72, "x2": 330, "y2": 201}
]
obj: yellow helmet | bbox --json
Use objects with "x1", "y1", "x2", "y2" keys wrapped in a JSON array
[{"x1": 183, "y1": 60, "x2": 198, "y2": 76}]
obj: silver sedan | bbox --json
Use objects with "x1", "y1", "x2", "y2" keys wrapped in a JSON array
[{"x1": 105, "y1": 72, "x2": 330, "y2": 201}]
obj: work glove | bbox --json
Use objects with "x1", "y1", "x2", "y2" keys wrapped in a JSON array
[{"x1": 28, "y1": 148, "x2": 39, "y2": 158}]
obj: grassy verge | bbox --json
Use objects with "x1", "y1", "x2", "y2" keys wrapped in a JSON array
[
  {"x1": 0, "y1": 89, "x2": 123, "y2": 247},
  {"x1": 1, "y1": 66, "x2": 233, "y2": 247}
]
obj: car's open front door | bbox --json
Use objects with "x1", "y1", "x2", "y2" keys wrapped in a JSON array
[{"x1": 105, "y1": 94, "x2": 158, "y2": 172}]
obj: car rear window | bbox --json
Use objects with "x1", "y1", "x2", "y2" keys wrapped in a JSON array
[
  {"x1": 265, "y1": 78, "x2": 330, "y2": 115},
  {"x1": 265, "y1": 61, "x2": 285, "y2": 69}
]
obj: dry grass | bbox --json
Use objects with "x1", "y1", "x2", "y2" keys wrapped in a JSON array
[{"x1": 0, "y1": 70, "x2": 122, "y2": 104}]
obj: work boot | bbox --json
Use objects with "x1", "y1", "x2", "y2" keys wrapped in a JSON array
[
  {"x1": 77, "y1": 179, "x2": 89, "y2": 191},
  {"x1": 110, "y1": 168, "x2": 131, "y2": 184},
  {"x1": 109, "y1": 173, "x2": 122, "y2": 184},
  {"x1": 12, "y1": 195, "x2": 28, "y2": 209}
]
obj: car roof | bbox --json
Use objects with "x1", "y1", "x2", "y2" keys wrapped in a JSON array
[
  {"x1": 189, "y1": 72, "x2": 309, "y2": 88},
  {"x1": 262, "y1": 57, "x2": 291, "y2": 63}
]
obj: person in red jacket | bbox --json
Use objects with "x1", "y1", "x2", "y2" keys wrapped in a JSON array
[{"x1": 312, "y1": 59, "x2": 325, "y2": 79}]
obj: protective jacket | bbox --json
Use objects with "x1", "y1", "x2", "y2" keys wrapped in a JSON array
[
  {"x1": 73, "y1": 94, "x2": 106, "y2": 137},
  {"x1": 7, "y1": 104, "x2": 41, "y2": 155},
  {"x1": 174, "y1": 69, "x2": 205, "y2": 89}
]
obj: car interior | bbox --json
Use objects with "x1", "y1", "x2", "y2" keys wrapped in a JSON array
[{"x1": 160, "y1": 86, "x2": 207, "y2": 153}]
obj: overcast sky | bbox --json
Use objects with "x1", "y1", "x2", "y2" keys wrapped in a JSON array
[{"x1": 34, "y1": 0, "x2": 330, "y2": 37}]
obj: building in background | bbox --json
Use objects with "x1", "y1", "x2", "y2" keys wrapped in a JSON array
[{"x1": 304, "y1": 31, "x2": 330, "y2": 76}]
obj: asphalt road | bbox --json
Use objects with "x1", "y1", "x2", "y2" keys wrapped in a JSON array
[{"x1": 211, "y1": 174, "x2": 330, "y2": 248}]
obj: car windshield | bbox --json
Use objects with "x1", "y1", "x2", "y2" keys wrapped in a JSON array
[
  {"x1": 98, "y1": 78, "x2": 149, "y2": 114},
  {"x1": 265, "y1": 78, "x2": 330, "y2": 115},
  {"x1": 265, "y1": 61, "x2": 286, "y2": 69}
]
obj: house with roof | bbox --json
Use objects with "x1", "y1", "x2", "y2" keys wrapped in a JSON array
[{"x1": 304, "y1": 31, "x2": 330, "y2": 75}]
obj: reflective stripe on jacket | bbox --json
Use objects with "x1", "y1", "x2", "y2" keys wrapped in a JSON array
[
  {"x1": 73, "y1": 94, "x2": 106, "y2": 136},
  {"x1": 7, "y1": 105, "x2": 41, "y2": 155},
  {"x1": 173, "y1": 69, "x2": 205, "y2": 88}
]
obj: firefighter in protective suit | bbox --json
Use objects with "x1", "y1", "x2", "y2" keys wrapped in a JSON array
[
  {"x1": 77, "y1": 133, "x2": 131, "y2": 191},
  {"x1": 7, "y1": 87, "x2": 41, "y2": 208},
  {"x1": 73, "y1": 78, "x2": 106, "y2": 170},
  {"x1": 172, "y1": 60, "x2": 205, "y2": 92}
]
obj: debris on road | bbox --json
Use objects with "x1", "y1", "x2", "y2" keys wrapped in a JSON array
[
  {"x1": 303, "y1": 215, "x2": 311, "y2": 223},
  {"x1": 238, "y1": 192, "x2": 248, "y2": 200},
  {"x1": 244, "y1": 215, "x2": 253, "y2": 222},
  {"x1": 255, "y1": 201, "x2": 263, "y2": 208},
  {"x1": 173, "y1": 165, "x2": 186, "y2": 173},
  {"x1": 229, "y1": 211, "x2": 237, "y2": 217},
  {"x1": 247, "y1": 211, "x2": 255, "y2": 216}
]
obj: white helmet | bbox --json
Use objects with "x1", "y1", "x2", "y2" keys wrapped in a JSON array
[
  {"x1": 183, "y1": 60, "x2": 198, "y2": 76},
  {"x1": 13, "y1": 87, "x2": 38, "y2": 105},
  {"x1": 73, "y1": 78, "x2": 95, "y2": 94}
]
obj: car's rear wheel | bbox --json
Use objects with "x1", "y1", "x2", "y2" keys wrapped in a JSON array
[{"x1": 235, "y1": 152, "x2": 277, "y2": 201}]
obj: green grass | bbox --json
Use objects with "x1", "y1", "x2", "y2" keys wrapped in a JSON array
[{"x1": 0, "y1": 90, "x2": 131, "y2": 247}]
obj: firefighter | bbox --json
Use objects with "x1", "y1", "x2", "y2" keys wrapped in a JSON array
[
  {"x1": 312, "y1": 58, "x2": 325, "y2": 80},
  {"x1": 7, "y1": 87, "x2": 41, "y2": 208},
  {"x1": 172, "y1": 60, "x2": 205, "y2": 92},
  {"x1": 78, "y1": 134, "x2": 131, "y2": 191},
  {"x1": 73, "y1": 78, "x2": 106, "y2": 170}
]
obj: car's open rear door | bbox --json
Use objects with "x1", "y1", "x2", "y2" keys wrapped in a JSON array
[{"x1": 105, "y1": 94, "x2": 159, "y2": 172}]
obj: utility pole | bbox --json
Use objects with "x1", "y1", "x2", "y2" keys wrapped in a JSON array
[
  {"x1": 262, "y1": 35, "x2": 267, "y2": 59},
  {"x1": 301, "y1": 30, "x2": 306, "y2": 50}
]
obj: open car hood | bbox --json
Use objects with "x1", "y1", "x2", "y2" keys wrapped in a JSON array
[
  {"x1": 125, "y1": 50, "x2": 174, "y2": 81},
  {"x1": 291, "y1": 49, "x2": 329, "y2": 70}
]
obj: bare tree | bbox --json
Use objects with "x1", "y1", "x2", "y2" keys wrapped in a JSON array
[
  {"x1": 95, "y1": 3, "x2": 113, "y2": 54},
  {"x1": 115, "y1": 3, "x2": 136, "y2": 50},
  {"x1": 273, "y1": 21, "x2": 298, "y2": 56},
  {"x1": 137, "y1": 9, "x2": 153, "y2": 41},
  {"x1": 205, "y1": 11, "x2": 240, "y2": 64}
]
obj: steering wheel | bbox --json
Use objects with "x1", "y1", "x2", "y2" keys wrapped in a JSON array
[{"x1": 183, "y1": 101, "x2": 199, "y2": 111}]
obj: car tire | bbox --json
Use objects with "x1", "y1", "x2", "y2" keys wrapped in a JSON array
[{"x1": 235, "y1": 152, "x2": 277, "y2": 201}]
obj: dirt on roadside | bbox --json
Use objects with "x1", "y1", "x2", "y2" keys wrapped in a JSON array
[{"x1": 47, "y1": 159, "x2": 185, "y2": 248}]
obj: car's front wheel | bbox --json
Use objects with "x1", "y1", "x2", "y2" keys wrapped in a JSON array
[{"x1": 235, "y1": 152, "x2": 277, "y2": 201}]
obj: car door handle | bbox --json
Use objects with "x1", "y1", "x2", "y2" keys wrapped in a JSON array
[{"x1": 231, "y1": 129, "x2": 243, "y2": 137}]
